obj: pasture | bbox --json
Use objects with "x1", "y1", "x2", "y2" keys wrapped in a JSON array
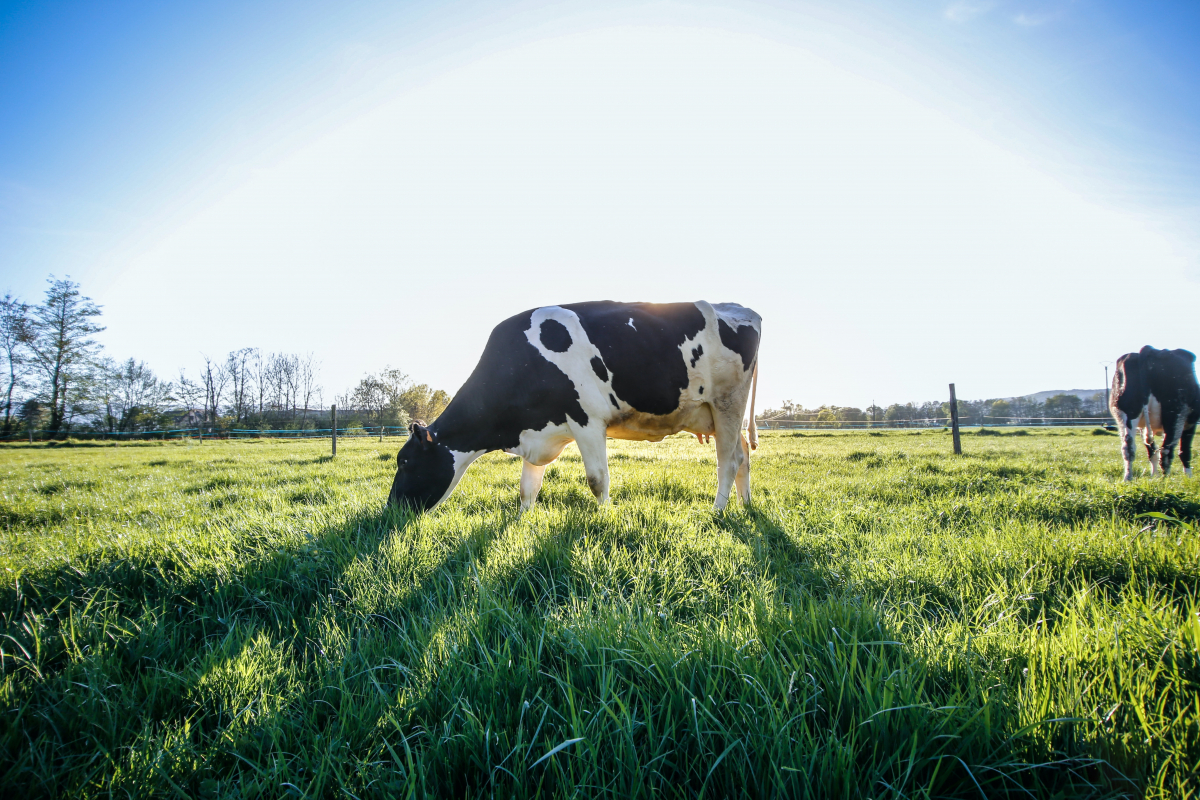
[{"x1": 1, "y1": 430, "x2": 1197, "y2": 798}]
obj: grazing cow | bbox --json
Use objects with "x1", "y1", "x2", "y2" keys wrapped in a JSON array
[
  {"x1": 388, "y1": 301, "x2": 761, "y2": 512},
  {"x1": 1109, "y1": 346, "x2": 1199, "y2": 481}
]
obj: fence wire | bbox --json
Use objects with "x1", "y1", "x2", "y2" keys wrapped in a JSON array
[
  {"x1": 2, "y1": 426, "x2": 411, "y2": 442},
  {"x1": 756, "y1": 416, "x2": 1114, "y2": 430},
  {"x1": 5, "y1": 416, "x2": 1119, "y2": 441}
]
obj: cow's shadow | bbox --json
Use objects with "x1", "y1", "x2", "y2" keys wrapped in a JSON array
[{"x1": 4, "y1": 469, "x2": 1149, "y2": 797}]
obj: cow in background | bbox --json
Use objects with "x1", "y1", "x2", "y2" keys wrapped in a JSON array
[{"x1": 1109, "y1": 346, "x2": 1199, "y2": 481}]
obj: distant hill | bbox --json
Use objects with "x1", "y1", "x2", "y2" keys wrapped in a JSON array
[{"x1": 1006, "y1": 389, "x2": 1106, "y2": 403}]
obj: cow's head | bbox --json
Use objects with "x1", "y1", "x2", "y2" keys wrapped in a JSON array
[{"x1": 387, "y1": 422, "x2": 455, "y2": 512}]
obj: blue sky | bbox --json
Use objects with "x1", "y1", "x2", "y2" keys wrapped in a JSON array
[{"x1": 1, "y1": 0, "x2": 1198, "y2": 408}]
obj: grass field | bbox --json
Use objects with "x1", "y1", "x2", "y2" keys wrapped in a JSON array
[{"x1": 1, "y1": 430, "x2": 1198, "y2": 798}]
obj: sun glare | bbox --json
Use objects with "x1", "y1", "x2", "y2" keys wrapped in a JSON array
[{"x1": 104, "y1": 24, "x2": 1187, "y2": 405}]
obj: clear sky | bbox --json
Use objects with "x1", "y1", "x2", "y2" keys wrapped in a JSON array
[{"x1": 2, "y1": 0, "x2": 1198, "y2": 410}]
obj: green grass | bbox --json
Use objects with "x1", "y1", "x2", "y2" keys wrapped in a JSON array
[{"x1": 1, "y1": 430, "x2": 1197, "y2": 798}]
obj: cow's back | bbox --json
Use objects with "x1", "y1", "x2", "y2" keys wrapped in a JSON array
[
  {"x1": 565, "y1": 301, "x2": 709, "y2": 416},
  {"x1": 1143, "y1": 346, "x2": 1200, "y2": 410}
]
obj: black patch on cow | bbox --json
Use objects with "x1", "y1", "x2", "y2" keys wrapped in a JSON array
[
  {"x1": 610, "y1": 393, "x2": 619, "y2": 409},
  {"x1": 591, "y1": 356, "x2": 609, "y2": 382},
  {"x1": 699, "y1": 386, "x2": 703, "y2": 394},
  {"x1": 540, "y1": 319, "x2": 572, "y2": 353},
  {"x1": 430, "y1": 311, "x2": 589, "y2": 454},
  {"x1": 388, "y1": 436, "x2": 455, "y2": 512},
  {"x1": 718, "y1": 319, "x2": 760, "y2": 371},
  {"x1": 567, "y1": 301, "x2": 706, "y2": 415},
  {"x1": 690, "y1": 345, "x2": 703, "y2": 367}
]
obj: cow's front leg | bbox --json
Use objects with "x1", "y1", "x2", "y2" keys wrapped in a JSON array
[
  {"x1": 1116, "y1": 411, "x2": 1137, "y2": 481},
  {"x1": 573, "y1": 427, "x2": 610, "y2": 505},
  {"x1": 520, "y1": 460, "x2": 547, "y2": 512}
]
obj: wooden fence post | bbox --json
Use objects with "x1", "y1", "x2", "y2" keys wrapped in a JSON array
[
  {"x1": 949, "y1": 383, "x2": 962, "y2": 455},
  {"x1": 331, "y1": 404, "x2": 337, "y2": 456}
]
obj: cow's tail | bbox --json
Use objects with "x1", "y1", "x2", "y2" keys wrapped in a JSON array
[{"x1": 748, "y1": 359, "x2": 759, "y2": 451}]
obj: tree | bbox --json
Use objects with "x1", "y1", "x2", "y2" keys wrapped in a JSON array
[
  {"x1": 27, "y1": 278, "x2": 104, "y2": 435},
  {"x1": 298, "y1": 352, "x2": 320, "y2": 422},
  {"x1": 941, "y1": 399, "x2": 970, "y2": 425},
  {"x1": 106, "y1": 358, "x2": 173, "y2": 431},
  {"x1": 836, "y1": 407, "x2": 866, "y2": 425},
  {"x1": 200, "y1": 355, "x2": 230, "y2": 424},
  {"x1": 885, "y1": 403, "x2": 916, "y2": 424},
  {"x1": 94, "y1": 356, "x2": 120, "y2": 432},
  {"x1": 349, "y1": 374, "x2": 388, "y2": 426},
  {"x1": 250, "y1": 348, "x2": 266, "y2": 416},
  {"x1": 17, "y1": 399, "x2": 46, "y2": 433},
  {"x1": 0, "y1": 293, "x2": 31, "y2": 434},
  {"x1": 225, "y1": 349, "x2": 254, "y2": 423},
  {"x1": 1083, "y1": 392, "x2": 1107, "y2": 417},
  {"x1": 342, "y1": 367, "x2": 448, "y2": 429},
  {"x1": 398, "y1": 383, "x2": 450, "y2": 423},
  {"x1": 987, "y1": 399, "x2": 1013, "y2": 423},
  {"x1": 176, "y1": 369, "x2": 205, "y2": 421},
  {"x1": 1044, "y1": 393, "x2": 1083, "y2": 419}
]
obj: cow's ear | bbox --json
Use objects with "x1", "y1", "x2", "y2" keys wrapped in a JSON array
[{"x1": 409, "y1": 421, "x2": 435, "y2": 446}]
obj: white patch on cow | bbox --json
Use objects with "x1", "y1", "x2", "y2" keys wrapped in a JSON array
[
  {"x1": 519, "y1": 460, "x2": 548, "y2": 511},
  {"x1": 711, "y1": 302, "x2": 760, "y2": 330},
  {"x1": 1146, "y1": 395, "x2": 1164, "y2": 434},
  {"x1": 525, "y1": 307, "x2": 619, "y2": 432},
  {"x1": 1139, "y1": 397, "x2": 1162, "y2": 475},
  {"x1": 627, "y1": 317, "x2": 636, "y2": 331},
  {"x1": 435, "y1": 448, "x2": 486, "y2": 506},
  {"x1": 505, "y1": 420, "x2": 574, "y2": 466}
]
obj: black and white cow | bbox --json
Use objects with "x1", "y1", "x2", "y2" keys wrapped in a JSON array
[
  {"x1": 1109, "y1": 346, "x2": 1199, "y2": 481},
  {"x1": 388, "y1": 301, "x2": 761, "y2": 512}
]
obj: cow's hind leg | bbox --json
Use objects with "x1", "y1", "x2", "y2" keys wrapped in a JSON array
[
  {"x1": 1158, "y1": 410, "x2": 1184, "y2": 477},
  {"x1": 712, "y1": 412, "x2": 748, "y2": 511},
  {"x1": 520, "y1": 460, "x2": 547, "y2": 512},
  {"x1": 733, "y1": 432, "x2": 752, "y2": 504},
  {"x1": 573, "y1": 425, "x2": 610, "y2": 505},
  {"x1": 1180, "y1": 414, "x2": 1196, "y2": 478},
  {"x1": 1143, "y1": 421, "x2": 1160, "y2": 476},
  {"x1": 1117, "y1": 411, "x2": 1138, "y2": 481}
]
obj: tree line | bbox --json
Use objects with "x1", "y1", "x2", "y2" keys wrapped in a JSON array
[
  {"x1": 758, "y1": 392, "x2": 1109, "y2": 427},
  {"x1": 1, "y1": 278, "x2": 451, "y2": 438}
]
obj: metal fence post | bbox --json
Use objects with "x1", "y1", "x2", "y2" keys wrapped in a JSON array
[{"x1": 331, "y1": 404, "x2": 337, "y2": 456}]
